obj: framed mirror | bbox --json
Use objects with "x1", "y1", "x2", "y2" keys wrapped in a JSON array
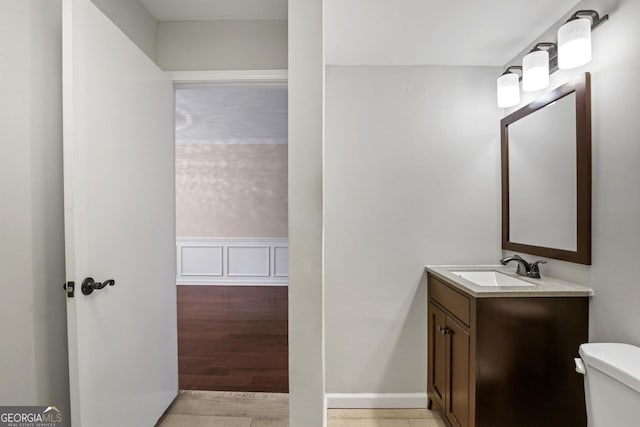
[{"x1": 501, "y1": 73, "x2": 591, "y2": 265}]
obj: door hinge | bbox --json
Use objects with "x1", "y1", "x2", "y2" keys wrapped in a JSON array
[{"x1": 63, "y1": 281, "x2": 75, "y2": 298}]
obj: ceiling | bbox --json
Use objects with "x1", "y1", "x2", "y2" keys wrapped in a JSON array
[
  {"x1": 141, "y1": 0, "x2": 580, "y2": 66},
  {"x1": 325, "y1": 0, "x2": 579, "y2": 66},
  {"x1": 139, "y1": 0, "x2": 287, "y2": 21}
]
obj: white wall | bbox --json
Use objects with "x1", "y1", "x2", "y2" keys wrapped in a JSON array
[
  {"x1": 176, "y1": 144, "x2": 289, "y2": 238},
  {"x1": 175, "y1": 84, "x2": 289, "y2": 239},
  {"x1": 0, "y1": 0, "x2": 69, "y2": 423},
  {"x1": 157, "y1": 20, "x2": 287, "y2": 71},
  {"x1": 91, "y1": 0, "x2": 158, "y2": 60},
  {"x1": 502, "y1": 0, "x2": 640, "y2": 347},
  {"x1": 288, "y1": 0, "x2": 325, "y2": 424},
  {"x1": 324, "y1": 66, "x2": 501, "y2": 396}
]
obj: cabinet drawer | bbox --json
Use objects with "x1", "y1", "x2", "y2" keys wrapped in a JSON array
[{"x1": 429, "y1": 277, "x2": 470, "y2": 326}]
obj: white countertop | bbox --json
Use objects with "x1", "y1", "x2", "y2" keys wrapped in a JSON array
[{"x1": 425, "y1": 264, "x2": 593, "y2": 298}]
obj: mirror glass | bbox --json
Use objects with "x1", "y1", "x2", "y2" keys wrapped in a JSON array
[
  {"x1": 501, "y1": 73, "x2": 591, "y2": 265},
  {"x1": 508, "y1": 93, "x2": 577, "y2": 251}
]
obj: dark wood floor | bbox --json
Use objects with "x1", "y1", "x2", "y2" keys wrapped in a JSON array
[{"x1": 177, "y1": 285, "x2": 288, "y2": 393}]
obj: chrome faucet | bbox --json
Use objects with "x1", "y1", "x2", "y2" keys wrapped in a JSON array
[{"x1": 500, "y1": 255, "x2": 547, "y2": 279}]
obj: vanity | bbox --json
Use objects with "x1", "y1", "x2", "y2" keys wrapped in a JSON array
[
  {"x1": 426, "y1": 265, "x2": 592, "y2": 427},
  {"x1": 425, "y1": 73, "x2": 595, "y2": 426}
]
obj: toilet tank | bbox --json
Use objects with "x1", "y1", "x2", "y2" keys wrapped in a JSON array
[{"x1": 578, "y1": 343, "x2": 640, "y2": 427}]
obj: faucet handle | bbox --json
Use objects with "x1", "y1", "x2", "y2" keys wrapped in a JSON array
[
  {"x1": 530, "y1": 260, "x2": 547, "y2": 271},
  {"x1": 527, "y1": 260, "x2": 547, "y2": 278}
]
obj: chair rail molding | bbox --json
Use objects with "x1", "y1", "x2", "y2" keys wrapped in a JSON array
[{"x1": 177, "y1": 237, "x2": 288, "y2": 285}]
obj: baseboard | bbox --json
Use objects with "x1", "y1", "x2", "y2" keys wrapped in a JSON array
[{"x1": 325, "y1": 393, "x2": 428, "y2": 409}]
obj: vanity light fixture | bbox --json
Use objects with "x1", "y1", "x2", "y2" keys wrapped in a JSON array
[
  {"x1": 497, "y1": 66, "x2": 522, "y2": 108},
  {"x1": 522, "y1": 43, "x2": 556, "y2": 92},
  {"x1": 558, "y1": 10, "x2": 608, "y2": 69},
  {"x1": 497, "y1": 9, "x2": 609, "y2": 108}
]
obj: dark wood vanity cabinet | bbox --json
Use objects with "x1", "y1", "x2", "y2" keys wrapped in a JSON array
[
  {"x1": 429, "y1": 302, "x2": 471, "y2": 427},
  {"x1": 427, "y1": 273, "x2": 589, "y2": 427}
]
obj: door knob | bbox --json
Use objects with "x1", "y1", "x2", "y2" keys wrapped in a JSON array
[{"x1": 81, "y1": 277, "x2": 115, "y2": 296}]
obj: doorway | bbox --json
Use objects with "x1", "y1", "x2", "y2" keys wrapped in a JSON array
[{"x1": 173, "y1": 81, "x2": 289, "y2": 393}]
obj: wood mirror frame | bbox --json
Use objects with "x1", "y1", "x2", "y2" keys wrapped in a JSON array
[{"x1": 501, "y1": 72, "x2": 592, "y2": 265}]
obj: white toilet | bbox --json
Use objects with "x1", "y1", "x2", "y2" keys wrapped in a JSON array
[{"x1": 575, "y1": 343, "x2": 640, "y2": 427}]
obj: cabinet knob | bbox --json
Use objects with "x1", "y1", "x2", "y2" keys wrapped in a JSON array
[{"x1": 439, "y1": 326, "x2": 453, "y2": 335}]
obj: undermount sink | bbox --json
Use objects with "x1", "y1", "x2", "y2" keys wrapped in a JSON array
[{"x1": 450, "y1": 270, "x2": 535, "y2": 287}]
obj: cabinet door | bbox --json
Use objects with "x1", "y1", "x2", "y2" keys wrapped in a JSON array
[
  {"x1": 428, "y1": 303, "x2": 447, "y2": 409},
  {"x1": 446, "y1": 315, "x2": 471, "y2": 427}
]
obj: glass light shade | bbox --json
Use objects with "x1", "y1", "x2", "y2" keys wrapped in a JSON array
[
  {"x1": 497, "y1": 73, "x2": 520, "y2": 108},
  {"x1": 558, "y1": 18, "x2": 592, "y2": 69},
  {"x1": 522, "y1": 50, "x2": 550, "y2": 92}
]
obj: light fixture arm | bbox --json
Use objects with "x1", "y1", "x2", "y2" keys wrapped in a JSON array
[
  {"x1": 529, "y1": 42, "x2": 557, "y2": 56},
  {"x1": 567, "y1": 9, "x2": 609, "y2": 30},
  {"x1": 501, "y1": 65, "x2": 523, "y2": 78}
]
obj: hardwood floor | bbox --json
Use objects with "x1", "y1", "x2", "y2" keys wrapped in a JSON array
[{"x1": 178, "y1": 285, "x2": 288, "y2": 393}]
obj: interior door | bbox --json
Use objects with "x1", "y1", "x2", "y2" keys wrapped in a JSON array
[{"x1": 62, "y1": 0, "x2": 177, "y2": 425}]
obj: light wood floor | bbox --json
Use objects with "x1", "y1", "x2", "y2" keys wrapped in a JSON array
[
  {"x1": 328, "y1": 409, "x2": 446, "y2": 427},
  {"x1": 158, "y1": 391, "x2": 446, "y2": 426},
  {"x1": 158, "y1": 390, "x2": 288, "y2": 426}
]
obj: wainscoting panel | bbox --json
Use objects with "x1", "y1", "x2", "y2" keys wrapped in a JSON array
[
  {"x1": 227, "y1": 246, "x2": 270, "y2": 277},
  {"x1": 274, "y1": 246, "x2": 289, "y2": 277},
  {"x1": 180, "y1": 245, "x2": 223, "y2": 276},
  {"x1": 177, "y1": 238, "x2": 288, "y2": 285}
]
